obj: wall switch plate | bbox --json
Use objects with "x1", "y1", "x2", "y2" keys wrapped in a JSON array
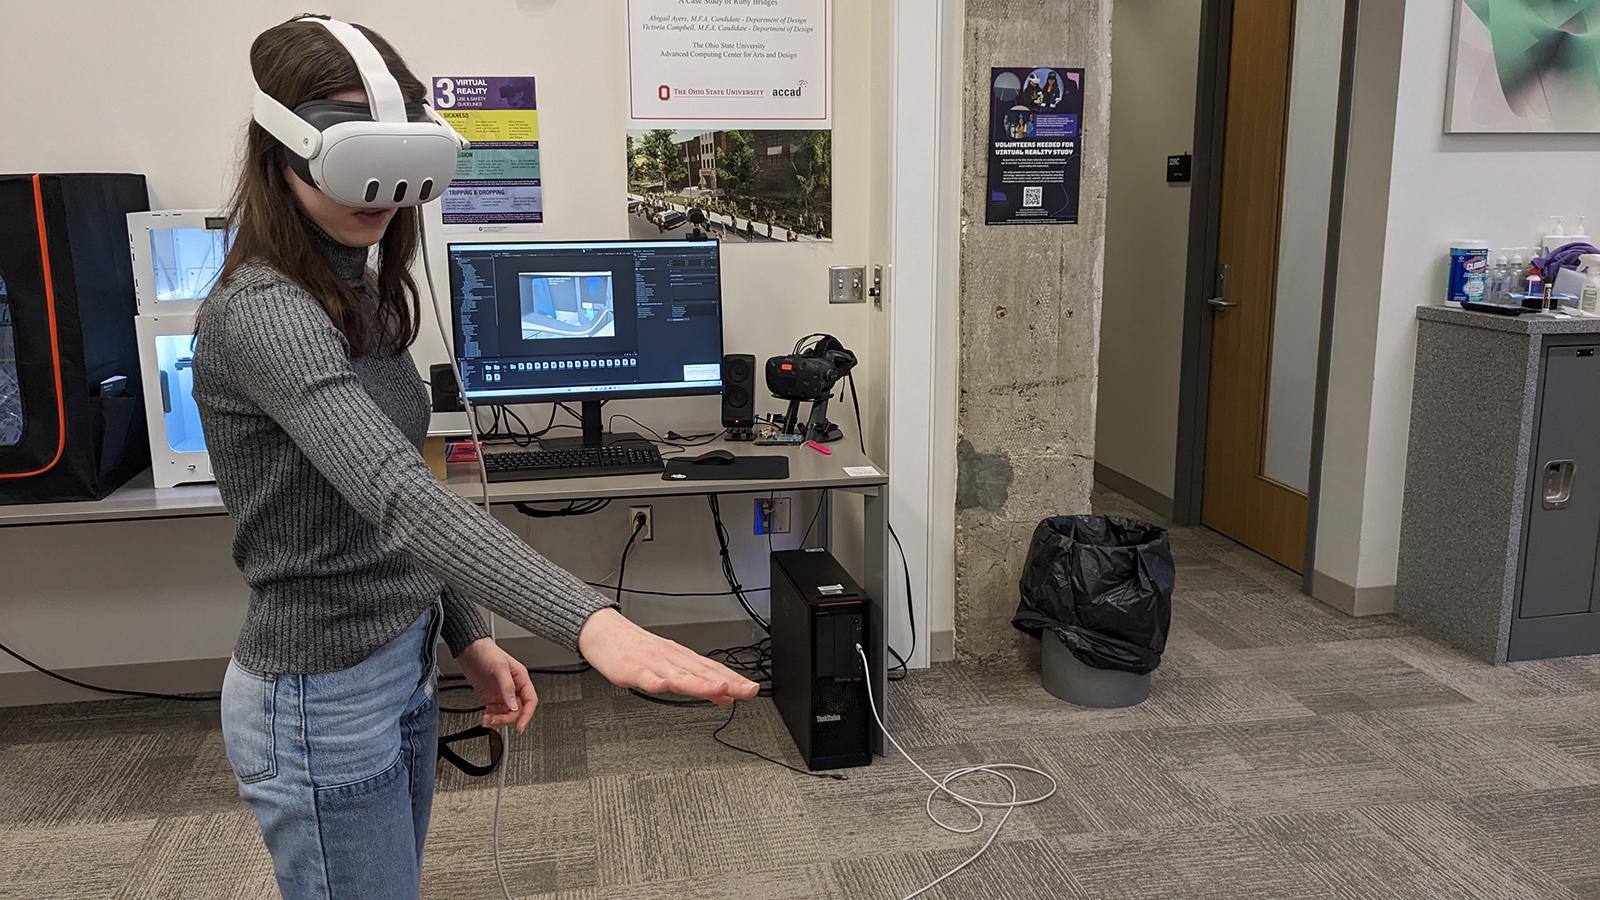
[
  {"x1": 755, "y1": 497, "x2": 792, "y2": 534},
  {"x1": 829, "y1": 265, "x2": 866, "y2": 304}
]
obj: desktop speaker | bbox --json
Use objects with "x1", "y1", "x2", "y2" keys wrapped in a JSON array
[
  {"x1": 429, "y1": 363, "x2": 464, "y2": 413},
  {"x1": 771, "y1": 548, "x2": 872, "y2": 770},
  {"x1": 721, "y1": 353, "x2": 756, "y2": 428}
]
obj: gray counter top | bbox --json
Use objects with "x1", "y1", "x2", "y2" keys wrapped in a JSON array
[{"x1": 1416, "y1": 303, "x2": 1600, "y2": 335}]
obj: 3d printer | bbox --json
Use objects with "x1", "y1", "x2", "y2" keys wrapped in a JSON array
[{"x1": 128, "y1": 209, "x2": 232, "y2": 488}]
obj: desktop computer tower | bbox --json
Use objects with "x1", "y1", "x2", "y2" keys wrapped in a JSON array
[{"x1": 771, "y1": 548, "x2": 871, "y2": 771}]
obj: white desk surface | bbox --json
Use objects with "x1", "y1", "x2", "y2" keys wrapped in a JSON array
[{"x1": 0, "y1": 439, "x2": 887, "y2": 528}]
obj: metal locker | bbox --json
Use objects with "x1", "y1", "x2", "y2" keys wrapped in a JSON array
[{"x1": 1511, "y1": 344, "x2": 1600, "y2": 659}]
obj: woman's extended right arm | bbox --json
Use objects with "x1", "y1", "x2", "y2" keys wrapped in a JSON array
[
  {"x1": 207, "y1": 285, "x2": 760, "y2": 704},
  {"x1": 211, "y1": 284, "x2": 614, "y2": 651}
]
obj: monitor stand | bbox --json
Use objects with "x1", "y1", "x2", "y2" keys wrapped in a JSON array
[{"x1": 535, "y1": 399, "x2": 647, "y2": 451}]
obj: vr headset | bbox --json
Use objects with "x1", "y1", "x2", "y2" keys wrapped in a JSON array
[
  {"x1": 767, "y1": 335, "x2": 858, "y2": 402},
  {"x1": 251, "y1": 15, "x2": 468, "y2": 209}
]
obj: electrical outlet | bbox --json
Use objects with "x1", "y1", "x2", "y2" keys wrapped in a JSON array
[
  {"x1": 755, "y1": 497, "x2": 792, "y2": 535},
  {"x1": 628, "y1": 505, "x2": 653, "y2": 542}
]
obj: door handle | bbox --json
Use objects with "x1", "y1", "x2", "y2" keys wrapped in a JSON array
[
  {"x1": 1543, "y1": 460, "x2": 1576, "y2": 510},
  {"x1": 1207, "y1": 263, "x2": 1232, "y2": 311}
]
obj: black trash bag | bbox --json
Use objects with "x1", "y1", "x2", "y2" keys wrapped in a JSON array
[{"x1": 1012, "y1": 515, "x2": 1174, "y2": 674}]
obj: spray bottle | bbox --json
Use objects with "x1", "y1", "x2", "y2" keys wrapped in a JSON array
[{"x1": 1580, "y1": 254, "x2": 1600, "y2": 316}]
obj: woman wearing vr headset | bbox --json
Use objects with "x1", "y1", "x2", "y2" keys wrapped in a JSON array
[{"x1": 193, "y1": 16, "x2": 759, "y2": 898}]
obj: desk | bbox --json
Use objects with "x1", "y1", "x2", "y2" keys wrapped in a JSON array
[{"x1": 0, "y1": 439, "x2": 891, "y2": 754}]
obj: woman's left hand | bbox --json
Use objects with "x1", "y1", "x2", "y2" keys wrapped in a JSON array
[{"x1": 456, "y1": 639, "x2": 538, "y2": 733}]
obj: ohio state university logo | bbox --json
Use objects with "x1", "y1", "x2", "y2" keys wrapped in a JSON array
[{"x1": 658, "y1": 84, "x2": 671, "y2": 101}]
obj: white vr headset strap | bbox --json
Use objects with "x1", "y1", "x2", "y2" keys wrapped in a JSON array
[
  {"x1": 300, "y1": 16, "x2": 408, "y2": 124},
  {"x1": 253, "y1": 90, "x2": 322, "y2": 160}
]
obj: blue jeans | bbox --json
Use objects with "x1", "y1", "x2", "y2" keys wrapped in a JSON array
[{"x1": 221, "y1": 603, "x2": 442, "y2": 900}]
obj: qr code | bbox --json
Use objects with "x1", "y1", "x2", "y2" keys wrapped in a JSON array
[{"x1": 1022, "y1": 186, "x2": 1043, "y2": 208}]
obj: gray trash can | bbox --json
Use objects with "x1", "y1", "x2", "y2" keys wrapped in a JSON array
[
  {"x1": 1041, "y1": 629, "x2": 1152, "y2": 708},
  {"x1": 1013, "y1": 515, "x2": 1173, "y2": 708}
]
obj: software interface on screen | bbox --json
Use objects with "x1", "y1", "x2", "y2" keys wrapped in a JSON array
[
  {"x1": 149, "y1": 224, "x2": 231, "y2": 302},
  {"x1": 450, "y1": 240, "x2": 723, "y2": 400}
]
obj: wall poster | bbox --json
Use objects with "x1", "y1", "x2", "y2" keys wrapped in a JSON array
[
  {"x1": 431, "y1": 76, "x2": 543, "y2": 230},
  {"x1": 985, "y1": 66, "x2": 1086, "y2": 226},
  {"x1": 624, "y1": 0, "x2": 833, "y2": 243},
  {"x1": 1445, "y1": 0, "x2": 1600, "y2": 133}
]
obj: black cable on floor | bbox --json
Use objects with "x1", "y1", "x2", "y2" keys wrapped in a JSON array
[
  {"x1": 585, "y1": 583, "x2": 772, "y2": 598},
  {"x1": 525, "y1": 662, "x2": 593, "y2": 676},
  {"x1": 712, "y1": 701, "x2": 847, "y2": 781},
  {"x1": 0, "y1": 638, "x2": 217, "y2": 703}
]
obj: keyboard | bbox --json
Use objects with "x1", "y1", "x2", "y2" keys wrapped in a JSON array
[{"x1": 481, "y1": 444, "x2": 665, "y2": 482}]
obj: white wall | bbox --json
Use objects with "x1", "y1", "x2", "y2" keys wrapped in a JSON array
[
  {"x1": 1262, "y1": 0, "x2": 1344, "y2": 493},
  {"x1": 1315, "y1": 0, "x2": 1600, "y2": 591},
  {"x1": 1094, "y1": 0, "x2": 1203, "y2": 500},
  {"x1": 0, "y1": 0, "x2": 882, "y2": 674}
]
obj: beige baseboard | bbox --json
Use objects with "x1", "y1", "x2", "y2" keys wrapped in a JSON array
[
  {"x1": 1093, "y1": 463, "x2": 1175, "y2": 520},
  {"x1": 930, "y1": 629, "x2": 956, "y2": 662},
  {"x1": 0, "y1": 619, "x2": 768, "y2": 708},
  {"x1": 1310, "y1": 570, "x2": 1396, "y2": 617}
]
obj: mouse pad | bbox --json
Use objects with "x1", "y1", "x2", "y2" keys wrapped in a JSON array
[{"x1": 663, "y1": 455, "x2": 791, "y2": 481}]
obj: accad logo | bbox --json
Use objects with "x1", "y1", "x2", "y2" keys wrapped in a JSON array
[
  {"x1": 658, "y1": 84, "x2": 672, "y2": 101},
  {"x1": 772, "y1": 79, "x2": 808, "y2": 98}
]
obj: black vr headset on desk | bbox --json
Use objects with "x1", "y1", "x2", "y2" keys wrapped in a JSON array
[{"x1": 765, "y1": 334, "x2": 857, "y2": 444}]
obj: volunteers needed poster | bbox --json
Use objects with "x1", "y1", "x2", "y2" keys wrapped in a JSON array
[
  {"x1": 986, "y1": 67, "x2": 1085, "y2": 226},
  {"x1": 431, "y1": 76, "x2": 542, "y2": 229}
]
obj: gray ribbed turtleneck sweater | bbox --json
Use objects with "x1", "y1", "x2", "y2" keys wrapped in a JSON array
[{"x1": 193, "y1": 227, "x2": 615, "y2": 674}]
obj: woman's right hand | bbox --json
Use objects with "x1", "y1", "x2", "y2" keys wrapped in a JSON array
[{"x1": 577, "y1": 608, "x2": 760, "y2": 704}]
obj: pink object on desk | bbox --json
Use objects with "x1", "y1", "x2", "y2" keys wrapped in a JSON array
[{"x1": 806, "y1": 441, "x2": 832, "y2": 455}]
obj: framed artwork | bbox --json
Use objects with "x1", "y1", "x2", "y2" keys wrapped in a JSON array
[{"x1": 1445, "y1": 0, "x2": 1600, "y2": 133}]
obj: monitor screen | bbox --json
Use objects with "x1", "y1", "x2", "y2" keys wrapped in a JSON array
[{"x1": 448, "y1": 239, "x2": 724, "y2": 402}]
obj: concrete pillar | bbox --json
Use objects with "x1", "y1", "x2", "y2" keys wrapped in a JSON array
[{"x1": 954, "y1": 0, "x2": 1112, "y2": 660}]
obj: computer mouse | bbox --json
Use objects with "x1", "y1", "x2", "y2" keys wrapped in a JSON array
[{"x1": 692, "y1": 449, "x2": 738, "y2": 466}]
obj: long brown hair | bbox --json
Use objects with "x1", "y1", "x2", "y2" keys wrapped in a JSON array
[{"x1": 215, "y1": 15, "x2": 423, "y2": 357}]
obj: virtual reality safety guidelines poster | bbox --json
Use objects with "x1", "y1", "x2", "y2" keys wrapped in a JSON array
[
  {"x1": 986, "y1": 66, "x2": 1085, "y2": 226},
  {"x1": 431, "y1": 76, "x2": 543, "y2": 229}
]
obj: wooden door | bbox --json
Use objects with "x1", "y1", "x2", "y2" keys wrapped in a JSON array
[{"x1": 1201, "y1": 0, "x2": 1307, "y2": 571}]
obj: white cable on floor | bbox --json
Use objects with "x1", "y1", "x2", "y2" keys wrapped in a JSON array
[
  {"x1": 421, "y1": 225, "x2": 515, "y2": 900},
  {"x1": 493, "y1": 738, "x2": 511, "y2": 900},
  {"x1": 855, "y1": 644, "x2": 1058, "y2": 900}
]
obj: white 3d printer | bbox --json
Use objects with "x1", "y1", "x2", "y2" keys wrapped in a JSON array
[{"x1": 128, "y1": 209, "x2": 230, "y2": 488}]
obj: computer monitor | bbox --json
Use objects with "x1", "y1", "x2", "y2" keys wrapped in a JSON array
[{"x1": 448, "y1": 238, "x2": 725, "y2": 447}]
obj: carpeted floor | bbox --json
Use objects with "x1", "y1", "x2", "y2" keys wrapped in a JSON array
[{"x1": 6, "y1": 491, "x2": 1600, "y2": 898}]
